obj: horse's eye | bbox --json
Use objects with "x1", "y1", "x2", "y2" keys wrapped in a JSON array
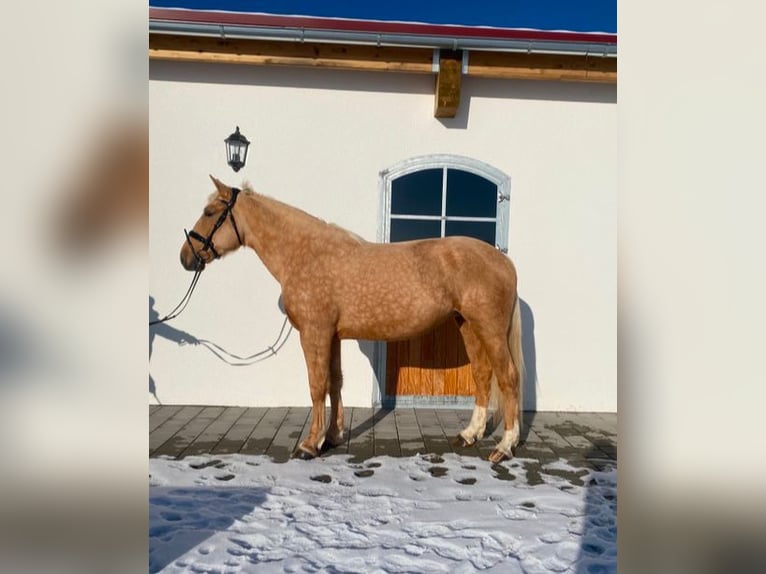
[{"x1": 204, "y1": 210, "x2": 214, "y2": 217}]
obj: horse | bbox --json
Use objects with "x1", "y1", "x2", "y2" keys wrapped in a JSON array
[{"x1": 180, "y1": 176, "x2": 525, "y2": 463}]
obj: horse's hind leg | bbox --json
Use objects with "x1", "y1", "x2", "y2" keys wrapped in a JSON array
[
  {"x1": 455, "y1": 321, "x2": 493, "y2": 447},
  {"x1": 294, "y1": 328, "x2": 333, "y2": 459},
  {"x1": 325, "y1": 336, "x2": 345, "y2": 449},
  {"x1": 470, "y1": 320, "x2": 520, "y2": 463}
]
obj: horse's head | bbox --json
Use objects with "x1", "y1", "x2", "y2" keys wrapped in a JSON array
[{"x1": 180, "y1": 175, "x2": 244, "y2": 271}]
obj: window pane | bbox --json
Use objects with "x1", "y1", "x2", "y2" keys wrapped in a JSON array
[
  {"x1": 390, "y1": 219, "x2": 442, "y2": 242},
  {"x1": 445, "y1": 169, "x2": 497, "y2": 218},
  {"x1": 391, "y1": 169, "x2": 443, "y2": 216},
  {"x1": 445, "y1": 220, "x2": 496, "y2": 246}
]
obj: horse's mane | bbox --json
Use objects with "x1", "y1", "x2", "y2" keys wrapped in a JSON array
[{"x1": 240, "y1": 183, "x2": 365, "y2": 245}]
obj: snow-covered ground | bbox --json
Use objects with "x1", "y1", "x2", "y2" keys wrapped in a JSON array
[{"x1": 149, "y1": 453, "x2": 616, "y2": 573}]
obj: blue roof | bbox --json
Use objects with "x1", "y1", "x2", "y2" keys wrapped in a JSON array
[{"x1": 149, "y1": 1, "x2": 616, "y2": 35}]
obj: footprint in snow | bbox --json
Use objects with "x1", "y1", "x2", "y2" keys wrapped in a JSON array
[
  {"x1": 189, "y1": 459, "x2": 224, "y2": 470},
  {"x1": 491, "y1": 465, "x2": 516, "y2": 482},
  {"x1": 310, "y1": 474, "x2": 332, "y2": 483},
  {"x1": 423, "y1": 454, "x2": 445, "y2": 464},
  {"x1": 455, "y1": 477, "x2": 476, "y2": 485},
  {"x1": 428, "y1": 466, "x2": 449, "y2": 478},
  {"x1": 215, "y1": 473, "x2": 236, "y2": 481},
  {"x1": 354, "y1": 469, "x2": 375, "y2": 478}
]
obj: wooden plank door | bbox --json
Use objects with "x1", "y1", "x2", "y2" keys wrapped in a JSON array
[{"x1": 385, "y1": 317, "x2": 475, "y2": 397}]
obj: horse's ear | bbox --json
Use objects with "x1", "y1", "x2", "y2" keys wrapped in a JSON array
[{"x1": 208, "y1": 175, "x2": 231, "y2": 200}]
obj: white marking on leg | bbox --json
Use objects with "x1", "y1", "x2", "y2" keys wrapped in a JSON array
[
  {"x1": 459, "y1": 406, "x2": 487, "y2": 443},
  {"x1": 496, "y1": 418, "x2": 520, "y2": 455}
]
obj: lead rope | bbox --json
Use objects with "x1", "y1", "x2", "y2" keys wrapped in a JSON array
[{"x1": 194, "y1": 316, "x2": 292, "y2": 366}]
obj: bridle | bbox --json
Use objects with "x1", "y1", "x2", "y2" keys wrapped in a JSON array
[
  {"x1": 150, "y1": 187, "x2": 244, "y2": 326},
  {"x1": 184, "y1": 187, "x2": 244, "y2": 268}
]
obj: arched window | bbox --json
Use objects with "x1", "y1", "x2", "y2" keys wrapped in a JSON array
[
  {"x1": 379, "y1": 155, "x2": 510, "y2": 251},
  {"x1": 373, "y1": 155, "x2": 512, "y2": 407}
]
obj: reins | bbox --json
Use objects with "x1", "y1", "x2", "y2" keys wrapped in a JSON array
[{"x1": 149, "y1": 269, "x2": 202, "y2": 326}]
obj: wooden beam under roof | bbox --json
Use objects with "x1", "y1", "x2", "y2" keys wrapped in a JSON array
[{"x1": 434, "y1": 50, "x2": 462, "y2": 118}]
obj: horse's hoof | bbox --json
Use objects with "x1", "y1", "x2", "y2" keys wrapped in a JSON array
[
  {"x1": 453, "y1": 434, "x2": 475, "y2": 448},
  {"x1": 488, "y1": 449, "x2": 511, "y2": 464},
  {"x1": 292, "y1": 447, "x2": 317, "y2": 460},
  {"x1": 320, "y1": 440, "x2": 339, "y2": 454}
]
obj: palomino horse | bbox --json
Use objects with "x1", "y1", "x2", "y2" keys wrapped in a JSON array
[{"x1": 180, "y1": 176, "x2": 525, "y2": 463}]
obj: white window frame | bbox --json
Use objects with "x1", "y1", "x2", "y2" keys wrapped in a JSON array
[{"x1": 372, "y1": 154, "x2": 512, "y2": 408}]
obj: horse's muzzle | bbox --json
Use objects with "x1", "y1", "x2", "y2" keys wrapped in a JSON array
[{"x1": 180, "y1": 250, "x2": 205, "y2": 272}]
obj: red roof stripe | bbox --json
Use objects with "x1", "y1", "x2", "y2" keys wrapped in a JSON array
[{"x1": 149, "y1": 8, "x2": 617, "y2": 45}]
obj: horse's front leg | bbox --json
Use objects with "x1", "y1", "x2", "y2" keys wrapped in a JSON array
[
  {"x1": 294, "y1": 328, "x2": 333, "y2": 459},
  {"x1": 325, "y1": 336, "x2": 345, "y2": 449}
]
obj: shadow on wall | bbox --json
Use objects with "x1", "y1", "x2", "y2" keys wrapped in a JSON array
[
  {"x1": 149, "y1": 295, "x2": 200, "y2": 404},
  {"x1": 519, "y1": 297, "x2": 538, "y2": 439},
  {"x1": 149, "y1": 294, "x2": 294, "y2": 401}
]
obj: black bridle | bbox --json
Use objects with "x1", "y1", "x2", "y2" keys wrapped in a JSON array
[
  {"x1": 149, "y1": 188, "x2": 244, "y2": 326},
  {"x1": 184, "y1": 187, "x2": 244, "y2": 268}
]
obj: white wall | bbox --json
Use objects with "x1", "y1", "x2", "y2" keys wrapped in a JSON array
[{"x1": 149, "y1": 61, "x2": 616, "y2": 411}]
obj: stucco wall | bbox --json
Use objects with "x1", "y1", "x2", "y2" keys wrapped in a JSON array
[{"x1": 149, "y1": 61, "x2": 616, "y2": 411}]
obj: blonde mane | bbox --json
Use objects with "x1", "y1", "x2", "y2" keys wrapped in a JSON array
[{"x1": 240, "y1": 183, "x2": 366, "y2": 245}]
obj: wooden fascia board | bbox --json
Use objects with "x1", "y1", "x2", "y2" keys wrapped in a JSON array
[
  {"x1": 149, "y1": 33, "x2": 616, "y2": 83},
  {"x1": 149, "y1": 34, "x2": 433, "y2": 73},
  {"x1": 467, "y1": 51, "x2": 616, "y2": 82}
]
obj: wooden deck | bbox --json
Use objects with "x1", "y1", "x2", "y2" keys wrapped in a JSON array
[{"x1": 150, "y1": 406, "x2": 617, "y2": 473}]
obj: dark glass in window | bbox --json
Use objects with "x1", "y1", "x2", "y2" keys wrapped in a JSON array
[
  {"x1": 445, "y1": 169, "x2": 497, "y2": 218},
  {"x1": 445, "y1": 220, "x2": 496, "y2": 245},
  {"x1": 390, "y1": 219, "x2": 441, "y2": 242},
  {"x1": 391, "y1": 169, "x2": 443, "y2": 216}
]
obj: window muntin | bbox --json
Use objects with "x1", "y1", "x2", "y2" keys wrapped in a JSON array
[{"x1": 389, "y1": 167, "x2": 499, "y2": 246}]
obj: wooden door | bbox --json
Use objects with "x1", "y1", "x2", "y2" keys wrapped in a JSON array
[{"x1": 385, "y1": 318, "x2": 476, "y2": 396}]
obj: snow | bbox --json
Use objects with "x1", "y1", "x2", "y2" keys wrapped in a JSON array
[{"x1": 149, "y1": 453, "x2": 616, "y2": 573}]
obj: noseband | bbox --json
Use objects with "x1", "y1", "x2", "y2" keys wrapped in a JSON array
[{"x1": 184, "y1": 187, "x2": 244, "y2": 267}]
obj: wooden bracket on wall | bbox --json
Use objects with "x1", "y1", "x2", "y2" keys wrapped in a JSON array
[{"x1": 433, "y1": 50, "x2": 462, "y2": 118}]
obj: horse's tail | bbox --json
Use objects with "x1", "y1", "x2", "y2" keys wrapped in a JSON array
[
  {"x1": 509, "y1": 294, "x2": 525, "y2": 431},
  {"x1": 489, "y1": 294, "x2": 525, "y2": 430}
]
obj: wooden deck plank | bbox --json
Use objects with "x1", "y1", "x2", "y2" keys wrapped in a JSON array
[
  {"x1": 211, "y1": 407, "x2": 268, "y2": 454},
  {"x1": 394, "y1": 408, "x2": 425, "y2": 456},
  {"x1": 415, "y1": 409, "x2": 452, "y2": 456},
  {"x1": 153, "y1": 406, "x2": 225, "y2": 458},
  {"x1": 180, "y1": 407, "x2": 248, "y2": 457},
  {"x1": 348, "y1": 407, "x2": 375, "y2": 461},
  {"x1": 149, "y1": 405, "x2": 204, "y2": 455},
  {"x1": 266, "y1": 407, "x2": 310, "y2": 462},
  {"x1": 373, "y1": 409, "x2": 400, "y2": 457},
  {"x1": 149, "y1": 405, "x2": 183, "y2": 433},
  {"x1": 149, "y1": 405, "x2": 161, "y2": 415},
  {"x1": 239, "y1": 407, "x2": 289, "y2": 456}
]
